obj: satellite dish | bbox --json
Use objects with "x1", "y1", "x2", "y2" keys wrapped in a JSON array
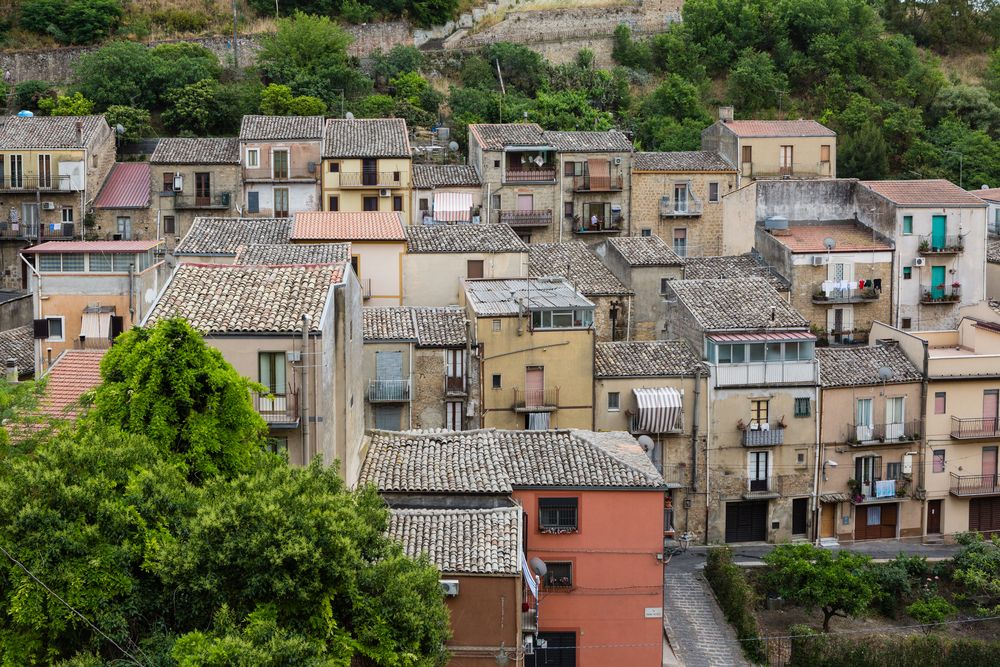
[
  {"x1": 16, "y1": 110, "x2": 33, "y2": 117},
  {"x1": 823, "y1": 237, "x2": 836, "y2": 251},
  {"x1": 637, "y1": 435, "x2": 654, "y2": 452},
  {"x1": 144, "y1": 288, "x2": 155, "y2": 305},
  {"x1": 344, "y1": 111, "x2": 354, "y2": 120},
  {"x1": 529, "y1": 557, "x2": 547, "y2": 577},
  {"x1": 448, "y1": 141, "x2": 459, "y2": 152},
  {"x1": 114, "y1": 124, "x2": 125, "y2": 135},
  {"x1": 982, "y1": 184, "x2": 990, "y2": 190},
  {"x1": 878, "y1": 366, "x2": 893, "y2": 382}
]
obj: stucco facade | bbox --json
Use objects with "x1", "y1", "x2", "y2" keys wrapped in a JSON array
[
  {"x1": 322, "y1": 156, "x2": 412, "y2": 219},
  {"x1": 557, "y1": 149, "x2": 631, "y2": 245},
  {"x1": 241, "y1": 140, "x2": 321, "y2": 217},
  {"x1": 346, "y1": 240, "x2": 405, "y2": 306},
  {"x1": 402, "y1": 250, "x2": 527, "y2": 307}
]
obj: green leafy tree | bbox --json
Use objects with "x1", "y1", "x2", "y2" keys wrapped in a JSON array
[
  {"x1": 150, "y1": 42, "x2": 223, "y2": 102},
  {"x1": 650, "y1": 23, "x2": 707, "y2": 83},
  {"x1": 727, "y1": 48, "x2": 788, "y2": 112},
  {"x1": 37, "y1": 91, "x2": 94, "y2": 116},
  {"x1": 371, "y1": 45, "x2": 425, "y2": 88},
  {"x1": 930, "y1": 85, "x2": 1000, "y2": 135},
  {"x1": 763, "y1": 543, "x2": 875, "y2": 632},
  {"x1": 259, "y1": 83, "x2": 328, "y2": 116},
  {"x1": 104, "y1": 105, "x2": 152, "y2": 140},
  {"x1": 950, "y1": 532, "x2": 1000, "y2": 613},
  {"x1": 13, "y1": 80, "x2": 56, "y2": 111},
  {"x1": 528, "y1": 89, "x2": 613, "y2": 131},
  {"x1": 838, "y1": 120, "x2": 890, "y2": 180},
  {"x1": 459, "y1": 54, "x2": 497, "y2": 91},
  {"x1": 611, "y1": 24, "x2": 652, "y2": 70},
  {"x1": 20, "y1": 0, "x2": 123, "y2": 45},
  {"x1": 484, "y1": 42, "x2": 548, "y2": 96},
  {"x1": 390, "y1": 71, "x2": 441, "y2": 114},
  {"x1": 408, "y1": 0, "x2": 459, "y2": 28},
  {"x1": 73, "y1": 41, "x2": 159, "y2": 109}
]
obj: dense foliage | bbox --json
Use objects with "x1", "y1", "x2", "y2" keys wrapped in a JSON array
[
  {"x1": 704, "y1": 547, "x2": 766, "y2": 663},
  {"x1": 788, "y1": 625, "x2": 1000, "y2": 667}
]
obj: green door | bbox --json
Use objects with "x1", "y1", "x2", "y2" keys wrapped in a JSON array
[
  {"x1": 931, "y1": 215, "x2": 946, "y2": 250},
  {"x1": 931, "y1": 265, "x2": 946, "y2": 299}
]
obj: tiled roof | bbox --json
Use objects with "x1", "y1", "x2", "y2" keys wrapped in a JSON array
[
  {"x1": 0, "y1": 325, "x2": 33, "y2": 377},
  {"x1": 817, "y1": 342, "x2": 922, "y2": 388},
  {"x1": 682, "y1": 254, "x2": 788, "y2": 290},
  {"x1": 239, "y1": 115, "x2": 324, "y2": 141},
  {"x1": 363, "y1": 307, "x2": 417, "y2": 341},
  {"x1": 544, "y1": 130, "x2": 632, "y2": 153},
  {"x1": 469, "y1": 123, "x2": 546, "y2": 150},
  {"x1": 974, "y1": 186, "x2": 1000, "y2": 203},
  {"x1": 528, "y1": 243, "x2": 630, "y2": 296},
  {"x1": 668, "y1": 278, "x2": 808, "y2": 330},
  {"x1": 405, "y1": 224, "x2": 526, "y2": 253},
  {"x1": 147, "y1": 263, "x2": 342, "y2": 334},
  {"x1": 322, "y1": 118, "x2": 411, "y2": 158},
  {"x1": 22, "y1": 240, "x2": 160, "y2": 254},
  {"x1": 989, "y1": 239, "x2": 1000, "y2": 265},
  {"x1": 0, "y1": 289, "x2": 27, "y2": 305},
  {"x1": 0, "y1": 115, "x2": 107, "y2": 149},
  {"x1": 607, "y1": 236, "x2": 684, "y2": 266},
  {"x1": 38, "y1": 349, "x2": 105, "y2": 421},
  {"x1": 150, "y1": 137, "x2": 240, "y2": 164},
  {"x1": 767, "y1": 222, "x2": 893, "y2": 253},
  {"x1": 174, "y1": 218, "x2": 291, "y2": 256},
  {"x1": 412, "y1": 164, "x2": 481, "y2": 189},
  {"x1": 387, "y1": 507, "x2": 520, "y2": 575},
  {"x1": 94, "y1": 162, "x2": 151, "y2": 209},
  {"x1": 234, "y1": 242, "x2": 351, "y2": 265},
  {"x1": 360, "y1": 428, "x2": 665, "y2": 492},
  {"x1": 633, "y1": 151, "x2": 735, "y2": 172},
  {"x1": 292, "y1": 212, "x2": 405, "y2": 241},
  {"x1": 363, "y1": 307, "x2": 467, "y2": 347},
  {"x1": 860, "y1": 179, "x2": 986, "y2": 207},
  {"x1": 720, "y1": 119, "x2": 835, "y2": 138},
  {"x1": 594, "y1": 340, "x2": 705, "y2": 378}
]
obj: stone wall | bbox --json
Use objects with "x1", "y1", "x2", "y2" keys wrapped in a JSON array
[
  {"x1": 631, "y1": 171, "x2": 737, "y2": 257},
  {"x1": 0, "y1": 290, "x2": 31, "y2": 330}
]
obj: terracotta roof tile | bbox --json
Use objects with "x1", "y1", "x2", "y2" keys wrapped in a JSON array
[
  {"x1": 239, "y1": 115, "x2": 324, "y2": 141},
  {"x1": 38, "y1": 349, "x2": 105, "y2": 421},
  {"x1": 544, "y1": 130, "x2": 632, "y2": 152},
  {"x1": 322, "y1": 118, "x2": 411, "y2": 158},
  {"x1": 469, "y1": 123, "x2": 546, "y2": 150},
  {"x1": 682, "y1": 255, "x2": 788, "y2": 290},
  {"x1": 974, "y1": 186, "x2": 1000, "y2": 203},
  {"x1": 94, "y1": 162, "x2": 151, "y2": 209},
  {"x1": 363, "y1": 307, "x2": 417, "y2": 341},
  {"x1": 720, "y1": 119, "x2": 835, "y2": 138},
  {"x1": 150, "y1": 137, "x2": 240, "y2": 164},
  {"x1": 0, "y1": 115, "x2": 108, "y2": 149},
  {"x1": 405, "y1": 224, "x2": 526, "y2": 253},
  {"x1": 528, "y1": 243, "x2": 630, "y2": 296},
  {"x1": 234, "y1": 243, "x2": 351, "y2": 265},
  {"x1": 292, "y1": 212, "x2": 405, "y2": 241},
  {"x1": 412, "y1": 164, "x2": 481, "y2": 189},
  {"x1": 363, "y1": 307, "x2": 467, "y2": 347},
  {"x1": 766, "y1": 222, "x2": 893, "y2": 253},
  {"x1": 817, "y1": 342, "x2": 922, "y2": 388},
  {"x1": 387, "y1": 507, "x2": 520, "y2": 575},
  {"x1": 633, "y1": 151, "x2": 735, "y2": 172},
  {"x1": 667, "y1": 278, "x2": 808, "y2": 330},
  {"x1": 174, "y1": 218, "x2": 291, "y2": 256},
  {"x1": 595, "y1": 340, "x2": 705, "y2": 378},
  {"x1": 989, "y1": 239, "x2": 1000, "y2": 264},
  {"x1": 607, "y1": 236, "x2": 684, "y2": 266},
  {"x1": 860, "y1": 179, "x2": 986, "y2": 207}
]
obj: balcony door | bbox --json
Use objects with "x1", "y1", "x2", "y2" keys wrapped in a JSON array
[
  {"x1": 779, "y1": 145, "x2": 793, "y2": 176},
  {"x1": 517, "y1": 193, "x2": 533, "y2": 212},
  {"x1": 195, "y1": 172, "x2": 211, "y2": 206},
  {"x1": 885, "y1": 396, "x2": 905, "y2": 440},
  {"x1": 983, "y1": 447, "x2": 998, "y2": 486},
  {"x1": 673, "y1": 183, "x2": 689, "y2": 213},
  {"x1": 749, "y1": 450, "x2": 769, "y2": 492},
  {"x1": 446, "y1": 349, "x2": 464, "y2": 393},
  {"x1": 856, "y1": 398, "x2": 873, "y2": 442},
  {"x1": 984, "y1": 389, "x2": 998, "y2": 434},
  {"x1": 10, "y1": 154, "x2": 22, "y2": 188},
  {"x1": 37, "y1": 154, "x2": 51, "y2": 189},
  {"x1": 931, "y1": 215, "x2": 946, "y2": 250},
  {"x1": 272, "y1": 149, "x2": 289, "y2": 179},
  {"x1": 855, "y1": 455, "x2": 882, "y2": 497},
  {"x1": 362, "y1": 158, "x2": 377, "y2": 186},
  {"x1": 258, "y1": 351, "x2": 287, "y2": 415},
  {"x1": 525, "y1": 366, "x2": 544, "y2": 408}
]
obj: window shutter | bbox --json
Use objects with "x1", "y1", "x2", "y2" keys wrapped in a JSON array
[
  {"x1": 32, "y1": 318, "x2": 49, "y2": 339},
  {"x1": 247, "y1": 191, "x2": 259, "y2": 214},
  {"x1": 109, "y1": 315, "x2": 124, "y2": 341}
]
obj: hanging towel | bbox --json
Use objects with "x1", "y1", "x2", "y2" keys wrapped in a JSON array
[
  {"x1": 864, "y1": 279, "x2": 872, "y2": 288},
  {"x1": 874, "y1": 278, "x2": 882, "y2": 292},
  {"x1": 875, "y1": 479, "x2": 895, "y2": 498},
  {"x1": 859, "y1": 280, "x2": 865, "y2": 289}
]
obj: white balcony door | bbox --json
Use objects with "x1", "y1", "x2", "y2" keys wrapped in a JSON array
[
  {"x1": 856, "y1": 398, "x2": 873, "y2": 442},
  {"x1": 673, "y1": 183, "x2": 689, "y2": 213},
  {"x1": 885, "y1": 396, "x2": 905, "y2": 440}
]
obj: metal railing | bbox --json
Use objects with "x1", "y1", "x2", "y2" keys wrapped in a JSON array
[
  {"x1": 741, "y1": 161, "x2": 832, "y2": 179},
  {"x1": 854, "y1": 478, "x2": 899, "y2": 502},
  {"x1": 918, "y1": 234, "x2": 964, "y2": 254},
  {"x1": 503, "y1": 168, "x2": 556, "y2": 183},
  {"x1": 950, "y1": 473, "x2": 1000, "y2": 497},
  {"x1": 714, "y1": 360, "x2": 818, "y2": 387},
  {"x1": 0, "y1": 174, "x2": 74, "y2": 191},
  {"x1": 572, "y1": 172, "x2": 623, "y2": 192},
  {"x1": 75, "y1": 336, "x2": 112, "y2": 350},
  {"x1": 847, "y1": 420, "x2": 920, "y2": 445},
  {"x1": 338, "y1": 171, "x2": 404, "y2": 188},
  {"x1": 173, "y1": 192, "x2": 233, "y2": 209},
  {"x1": 660, "y1": 195, "x2": 704, "y2": 217},
  {"x1": 253, "y1": 391, "x2": 299, "y2": 425},
  {"x1": 812, "y1": 286, "x2": 879, "y2": 304},
  {"x1": 512, "y1": 387, "x2": 559, "y2": 411},
  {"x1": 950, "y1": 416, "x2": 1000, "y2": 439},
  {"x1": 919, "y1": 284, "x2": 961, "y2": 304},
  {"x1": 445, "y1": 375, "x2": 466, "y2": 394},
  {"x1": 630, "y1": 413, "x2": 682, "y2": 434},
  {"x1": 741, "y1": 426, "x2": 784, "y2": 446},
  {"x1": 499, "y1": 209, "x2": 552, "y2": 227},
  {"x1": 367, "y1": 379, "x2": 411, "y2": 402},
  {"x1": 3, "y1": 222, "x2": 77, "y2": 240}
]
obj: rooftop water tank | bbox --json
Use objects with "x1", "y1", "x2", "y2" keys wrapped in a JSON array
[{"x1": 764, "y1": 215, "x2": 789, "y2": 231}]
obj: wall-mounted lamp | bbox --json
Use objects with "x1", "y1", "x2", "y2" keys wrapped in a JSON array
[{"x1": 822, "y1": 459, "x2": 838, "y2": 481}]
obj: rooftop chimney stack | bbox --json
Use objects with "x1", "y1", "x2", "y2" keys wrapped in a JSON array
[
  {"x1": 5, "y1": 358, "x2": 17, "y2": 383},
  {"x1": 75, "y1": 120, "x2": 83, "y2": 144},
  {"x1": 719, "y1": 106, "x2": 734, "y2": 123}
]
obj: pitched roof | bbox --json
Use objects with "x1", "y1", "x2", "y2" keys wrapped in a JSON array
[
  {"x1": 633, "y1": 151, "x2": 735, "y2": 172},
  {"x1": 528, "y1": 243, "x2": 630, "y2": 296},
  {"x1": 239, "y1": 115, "x2": 324, "y2": 141},
  {"x1": 412, "y1": 164, "x2": 482, "y2": 189},
  {"x1": 363, "y1": 307, "x2": 416, "y2": 341},
  {"x1": 322, "y1": 118, "x2": 411, "y2": 158},
  {"x1": 0, "y1": 115, "x2": 107, "y2": 149},
  {"x1": 0, "y1": 325, "x2": 33, "y2": 377},
  {"x1": 989, "y1": 239, "x2": 1000, "y2": 265},
  {"x1": 38, "y1": 349, "x2": 105, "y2": 421},
  {"x1": 544, "y1": 130, "x2": 632, "y2": 153},
  {"x1": 363, "y1": 306, "x2": 467, "y2": 347},
  {"x1": 174, "y1": 218, "x2": 291, "y2": 256},
  {"x1": 147, "y1": 263, "x2": 342, "y2": 334},
  {"x1": 360, "y1": 428, "x2": 665, "y2": 492},
  {"x1": 766, "y1": 222, "x2": 893, "y2": 253},
  {"x1": 469, "y1": 123, "x2": 546, "y2": 150},
  {"x1": 405, "y1": 224, "x2": 526, "y2": 253},
  {"x1": 150, "y1": 137, "x2": 240, "y2": 164},
  {"x1": 668, "y1": 278, "x2": 808, "y2": 331},
  {"x1": 292, "y1": 212, "x2": 405, "y2": 241},
  {"x1": 682, "y1": 254, "x2": 788, "y2": 290},
  {"x1": 974, "y1": 186, "x2": 1000, "y2": 203},
  {"x1": 387, "y1": 507, "x2": 520, "y2": 575},
  {"x1": 607, "y1": 236, "x2": 684, "y2": 266},
  {"x1": 465, "y1": 277, "x2": 595, "y2": 316},
  {"x1": 234, "y1": 242, "x2": 351, "y2": 265},
  {"x1": 21, "y1": 240, "x2": 160, "y2": 254},
  {"x1": 860, "y1": 179, "x2": 986, "y2": 207},
  {"x1": 594, "y1": 340, "x2": 705, "y2": 378},
  {"x1": 719, "y1": 119, "x2": 835, "y2": 138},
  {"x1": 94, "y1": 162, "x2": 151, "y2": 209},
  {"x1": 817, "y1": 342, "x2": 922, "y2": 388}
]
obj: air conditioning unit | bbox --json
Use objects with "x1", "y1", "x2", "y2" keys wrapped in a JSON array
[
  {"x1": 41, "y1": 201, "x2": 56, "y2": 210},
  {"x1": 439, "y1": 579, "x2": 459, "y2": 597},
  {"x1": 613, "y1": 156, "x2": 623, "y2": 165},
  {"x1": 379, "y1": 188, "x2": 391, "y2": 197},
  {"x1": 913, "y1": 257, "x2": 927, "y2": 267},
  {"x1": 811, "y1": 255, "x2": 827, "y2": 266}
]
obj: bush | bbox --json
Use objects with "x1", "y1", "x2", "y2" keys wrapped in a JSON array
[
  {"x1": 906, "y1": 594, "x2": 957, "y2": 625},
  {"x1": 21, "y1": 0, "x2": 123, "y2": 45},
  {"x1": 704, "y1": 547, "x2": 766, "y2": 663},
  {"x1": 868, "y1": 559, "x2": 913, "y2": 618},
  {"x1": 104, "y1": 105, "x2": 152, "y2": 140},
  {"x1": 13, "y1": 80, "x2": 55, "y2": 111},
  {"x1": 150, "y1": 9, "x2": 210, "y2": 33},
  {"x1": 790, "y1": 629, "x2": 1000, "y2": 667}
]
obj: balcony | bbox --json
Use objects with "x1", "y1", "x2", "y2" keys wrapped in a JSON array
[
  {"x1": 950, "y1": 473, "x2": 1000, "y2": 497},
  {"x1": 512, "y1": 387, "x2": 559, "y2": 412},
  {"x1": 629, "y1": 413, "x2": 682, "y2": 435},
  {"x1": 572, "y1": 217, "x2": 622, "y2": 235},
  {"x1": 741, "y1": 162, "x2": 832, "y2": 180},
  {"x1": 572, "y1": 173, "x2": 623, "y2": 192},
  {"x1": 847, "y1": 420, "x2": 921, "y2": 445},
  {"x1": 920, "y1": 284, "x2": 961, "y2": 305},
  {"x1": 743, "y1": 476, "x2": 781, "y2": 500},
  {"x1": 445, "y1": 375, "x2": 466, "y2": 395},
  {"x1": 660, "y1": 195, "x2": 704, "y2": 218},
  {"x1": 0, "y1": 175, "x2": 74, "y2": 192},
  {"x1": 499, "y1": 209, "x2": 552, "y2": 227},
  {"x1": 741, "y1": 425, "x2": 784, "y2": 446},
  {"x1": 338, "y1": 171, "x2": 405, "y2": 188},
  {"x1": 950, "y1": 416, "x2": 1000, "y2": 440},
  {"x1": 812, "y1": 286, "x2": 879, "y2": 305},
  {"x1": 253, "y1": 391, "x2": 299, "y2": 426},
  {"x1": 503, "y1": 168, "x2": 556, "y2": 184},
  {"x1": 713, "y1": 360, "x2": 818, "y2": 388},
  {"x1": 851, "y1": 478, "x2": 905, "y2": 504},
  {"x1": 918, "y1": 234, "x2": 964, "y2": 255},
  {"x1": 173, "y1": 192, "x2": 233, "y2": 209},
  {"x1": 367, "y1": 379, "x2": 411, "y2": 402}
]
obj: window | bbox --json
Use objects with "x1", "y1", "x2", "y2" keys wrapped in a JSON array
[
  {"x1": 446, "y1": 401, "x2": 463, "y2": 431},
  {"x1": 796, "y1": 449, "x2": 807, "y2": 466},
  {"x1": 195, "y1": 172, "x2": 211, "y2": 202},
  {"x1": 934, "y1": 392, "x2": 946, "y2": 414},
  {"x1": 37, "y1": 154, "x2": 51, "y2": 188},
  {"x1": 274, "y1": 188, "x2": 290, "y2": 217},
  {"x1": 886, "y1": 462, "x2": 902, "y2": 480},
  {"x1": 247, "y1": 191, "x2": 259, "y2": 214},
  {"x1": 544, "y1": 561, "x2": 573, "y2": 589},
  {"x1": 820, "y1": 145, "x2": 831, "y2": 163},
  {"x1": 607, "y1": 392, "x2": 620, "y2": 411},
  {"x1": 467, "y1": 260, "x2": 484, "y2": 279},
  {"x1": 351, "y1": 255, "x2": 360, "y2": 278},
  {"x1": 393, "y1": 195, "x2": 403, "y2": 212},
  {"x1": 9, "y1": 154, "x2": 22, "y2": 188},
  {"x1": 564, "y1": 201, "x2": 573, "y2": 218},
  {"x1": 160, "y1": 215, "x2": 174, "y2": 235},
  {"x1": 794, "y1": 397, "x2": 810, "y2": 417},
  {"x1": 162, "y1": 172, "x2": 173, "y2": 193},
  {"x1": 113, "y1": 254, "x2": 133, "y2": 272},
  {"x1": 749, "y1": 450, "x2": 769, "y2": 490},
  {"x1": 539, "y1": 497, "x2": 578, "y2": 531},
  {"x1": 902, "y1": 215, "x2": 913, "y2": 234},
  {"x1": 903, "y1": 266, "x2": 912, "y2": 280},
  {"x1": 660, "y1": 277, "x2": 670, "y2": 294},
  {"x1": 673, "y1": 183, "x2": 689, "y2": 213},
  {"x1": 673, "y1": 228, "x2": 687, "y2": 257},
  {"x1": 363, "y1": 196, "x2": 378, "y2": 211},
  {"x1": 328, "y1": 195, "x2": 339, "y2": 212},
  {"x1": 491, "y1": 194, "x2": 501, "y2": 210},
  {"x1": 902, "y1": 317, "x2": 912, "y2": 330},
  {"x1": 89, "y1": 254, "x2": 111, "y2": 272},
  {"x1": 708, "y1": 181, "x2": 720, "y2": 202},
  {"x1": 272, "y1": 149, "x2": 289, "y2": 179},
  {"x1": 933, "y1": 449, "x2": 946, "y2": 473},
  {"x1": 531, "y1": 308, "x2": 593, "y2": 329},
  {"x1": 493, "y1": 159, "x2": 500, "y2": 168},
  {"x1": 419, "y1": 198, "x2": 429, "y2": 211},
  {"x1": 741, "y1": 145, "x2": 752, "y2": 164},
  {"x1": 246, "y1": 148, "x2": 259, "y2": 168},
  {"x1": 45, "y1": 316, "x2": 64, "y2": 341},
  {"x1": 750, "y1": 399, "x2": 768, "y2": 427},
  {"x1": 61, "y1": 208, "x2": 73, "y2": 224},
  {"x1": 328, "y1": 161, "x2": 339, "y2": 172},
  {"x1": 258, "y1": 352, "x2": 286, "y2": 395},
  {"x1": 492, "y1": 374, "x2": 501, "y2": 389},
  {"x1": 267, "y1": 437, "x2": 288, "y2": 455},
  {"x1": 641, "y1": 228, "x2": 652, "y2": 237},
  {"x1": 563, "y1": 161, "x2": 575, "y2": 177},
  {"x1": 116, "y1": 216, "x2": 132, "y2": 240}
]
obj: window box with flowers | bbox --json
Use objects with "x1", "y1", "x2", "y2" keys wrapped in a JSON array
[{"x1": 538, "y1": 497, "x2": 578, "y2": 533}]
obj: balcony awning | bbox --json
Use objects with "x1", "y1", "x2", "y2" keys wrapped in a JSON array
[
  {"x1": 587, "y1": 158, "x2": 611, "y2": 190},
  {"x1": 708, "y1": 331, "x2": 816, "y2": 343},
  {"x1": 433, "y1": 192, "x2": 473, "y2": 222},
  {"x1": 80, "y1": 306, "x2": 114, "y2": 340},
  {"x1": 820, "y1": 493, "x2": 849, "y2": 504},
  {"x1": 633, "y1": 387, "x2": 682, "y2": 434}
]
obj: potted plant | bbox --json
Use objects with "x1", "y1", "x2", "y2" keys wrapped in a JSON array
[
  {"x1": 919, "y1": 239, "x2": 930, "y2": 252},
  {"x1": 847, "y1": 478, "x2": 864, "y2": 503},
  {"x1": 736, "y1": 418, "x2": 747, "y2": 431}
]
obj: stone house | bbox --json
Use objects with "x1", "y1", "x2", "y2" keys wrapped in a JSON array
[
  {"x1": 92, "y1": 162, "x2": 153, "y2": 241},
  {"x1": 630, "y1": 151, "x2": 737, "y2": 257},
  {"x1": 411, "y1": 164, "x2": 482, "y2": 225},
  {"x1": 362, "y1": 306, "x2": 478, "y2": 431},
  {"x1": 664, "y1": 277, "x2": 819, "y2": 544},
  {"x1": 173, "y1": 217, "x2": 291, "y2": 265},
  {"x1": 240, "y1": 115, "x2": 323, "y2": 218},
  {"x1": 149, "y1": 138, "x2": 241, "y2": 250},
  {"x1": 681, "y1": 254, "x2": 790, "y2": 292}
]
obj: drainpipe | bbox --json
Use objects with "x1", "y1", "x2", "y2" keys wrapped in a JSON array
[
  {"x1": 128, "y1": 263, "x2": 135, "y2": 323},
  {"x1": 690, "y1": 365, "x2": 702, "y2": 493},
  {"x1": 918, "y1": 337, "x2": 930, "y2": 536},
  {"x1": 812, "y1": 381, "x2": 823, "y2": 544},
  {"x1": 301, "y1": 313, "x2": 311, "y2": 464},
  {"x1": 464, "y1": 317, "x2": 473, "y2": 430},
  {"x1": 408, "y1": 342, "x2": 413, "y2": 430},
  {"x1": 20, "y1": 253, "x2": 41, "y2": 372},
  {"x1": 704, "y1": 368, "x2": 713, "y2": 545}
]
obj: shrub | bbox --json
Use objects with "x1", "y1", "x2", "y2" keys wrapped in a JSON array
[
  {"x1": 704, "y1": 547, "x2": 766, "y2": 663},
  {"x1": 13, "y1": 80, "x2": 55, "y2": 111},
  {"x1": 790, "y1": 630, "x2": 999, "y2": 667},
  {"x1": 150, "y1": 9, "x2": 210, "y2": 33},
  {"x1": 906, "y1": 594, "x2": 957, "y2": 625},
  {"x1": 867, "y1": 559, "x2": 913, "y2": 618},
  {"x1": 21, "y1": 0, "x2": 123, "y2": 45}
]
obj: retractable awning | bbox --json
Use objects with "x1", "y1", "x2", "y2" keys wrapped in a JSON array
[
  {"x1": 433, "y1": 192, "x2": 473, "y2": 222},
  {"x1": 633, "y1": 387, "x2": 683, "y2": 433},
  {"x1": 80, "y1": 306, "x2": 114, "y2": 341}
]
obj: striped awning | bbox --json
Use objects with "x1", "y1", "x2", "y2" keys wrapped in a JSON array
[
  {"x1": 433, "y1": 192, "x2": 473, "y2": 222},
  {"x1": 633, "y1": 387, "x2": 683, "y2": 434}
]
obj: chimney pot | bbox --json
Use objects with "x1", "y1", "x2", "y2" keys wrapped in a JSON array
[{"x1": 5, "y1": 357, "x2": 16, "y2": 383}]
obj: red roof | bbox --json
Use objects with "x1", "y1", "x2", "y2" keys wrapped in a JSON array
[
  {"x1": 771, "y1": 223, "x2": 893, "y2": 253},
  {"x1": 38, "y1": 349, "x2": 105, "y2": 421},
  {"x1": 973, "y1": 187, "x2": 1000, "y2": 203},
  {"x1": 22, "y1": 240, "x2": 162, "y2": 254},
  {"x1": 707, "y1": 332, "x2": 817, "y2": 342},
  {"x1": 293, "y1": 211, "x2": 405, "y2": 241},
  {"x1": 94, "y1": 162, "x2": 151, "y2": 209},
  {"x1": 721, "y1": 119, "x2": 835, "y2": 138},
  {"x1": 860, "y1": 179, "x2": 986, "y2": 207}
]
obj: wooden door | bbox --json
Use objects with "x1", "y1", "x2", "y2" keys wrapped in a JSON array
[
  {"x1": 983, "y1": 448, "x2": 998, "y2": 491},
  {"x1": 820, "y1": 502, "x2": 837, "y2": 538},
  {"x1": 927, "y1": 499, "x2": 942, "y2": 534},
  {"x1": 984, "y1": 390, "x2": 998, "y2": 433},
  {"x1": 779, "y1": 145, "x2": 793, "y2": 175},
  {"x1": 195, "y1": 172, "x2": 211, "y2": 206},
  {"x1": 970, "y1": 497, "x2": 1000, "y2": 534},
  {"x1": 792, "y1": 497, "x2": 808, "y2": 536},
  {"x1": 525, "y1": 366, "x2": 543, "y2": 407}
]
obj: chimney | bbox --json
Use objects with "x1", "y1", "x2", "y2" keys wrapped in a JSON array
[
  {"x1": 75, "y1": 120, "x2": 83, "y2": 144},
  {"x1": 719, "y1": 106, "x2": 734, "y2": 123},
  {"x1": 5, "y1": 358, "x2": 17, "y2": 383}
]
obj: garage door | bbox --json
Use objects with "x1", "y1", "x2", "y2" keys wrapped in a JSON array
[
  {"x1": 725, "y1": 501, "x2": 768, "y2": 543},
  {"x1": 855, "y1": 503, "x2": 897, "y2": 540},
  {"x1": 970, "y1": 497, "x2": 1000, "y2": 534}
]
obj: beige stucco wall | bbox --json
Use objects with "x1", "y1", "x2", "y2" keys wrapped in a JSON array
[
  {"x1": 786, "y1": 253, "x2": 893, "y2": 339},
  {"x1": 402, "y1": 251, "x2": 527, "y2": 307},
  {"x1": 344, "y1": 240, "x2": 404, "y2": 306},
  {"x1": 720, "y1": 181, "x2": 757, "y2": 255},
  {"x1": 322, "y1": 156, "x2": 412, "y2": 219},
  {"x1": 558, "y1": 151, "x2": 631, "y2": 244},
  {"x1": 739, "y1": 136, "x2": 836, "y2": 181}
]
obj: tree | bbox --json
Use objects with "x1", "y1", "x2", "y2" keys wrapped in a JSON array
[
  {"x1": 612, "y1": 24, "x2": 652, "y2": 70},
  {"x1": 484, "y1": 42, "x2": 548, "y2": 96},
  {"x1": 839, "y1": 120, "x2": 890, "y2": 180},
  {"x1": 20, "y1": 0, "x2": 123, "y2": 45},
  {"x1": 408, "y1": 0, "x2": 459, "y2": 29},
  {"x1": 528, "y1": 90, "x2": 613, "y2": 131},
  {"x1": 259, "y1": 84, "x2": 328, "y2": 116},
  {"x1": 37, "y1": 92, "x2": 94, "y2": 116},
  {"x1": 73, "y1": 41, "x2": 159, "y2": 109},
  {"x1": 727, "y1": 48, "x2": 788, "y2": 112},
  {"x1": 150, "y1": 42, "x2": 223, "y2": 103},
  {"x1": 930, "y1": 85, "x2": 1000, "y2": 135},
  {"x1": 459, "y1": 54, "x2": 497, "y2": 91},
  {"x1": 104, "y1": 105, "x2": 152, "y2": 140},
  {"x1": 12, "y1": 80, "x2": 56, "y2": 111},
  {"x1": 371, "y1": 45, "x2": 425, "y2": 88},
  {"x1": 763, "y1": 544, "x2": 875, "y2": 632}
]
